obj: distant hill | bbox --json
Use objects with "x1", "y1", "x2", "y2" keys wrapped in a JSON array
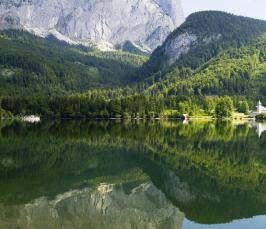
[
  {"x1": 144, "y1": 35, "x2": 266, "y2": 99},
  {"x1": 144, "y1": 11, "x2": 266, "y2": 76}
]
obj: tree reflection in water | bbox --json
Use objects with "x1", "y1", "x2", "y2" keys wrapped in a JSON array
[{"x1": 0, "y1": 120, "x2": 266, "y2": 228}]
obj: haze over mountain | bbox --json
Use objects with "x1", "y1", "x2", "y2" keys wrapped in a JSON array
[{"x1": 0, "y1": 0, "x2": 184, "y2": 52}]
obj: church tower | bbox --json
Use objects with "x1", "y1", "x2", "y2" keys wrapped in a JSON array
[{"x1": 257, "y1": 101, "x2": 266, "y2": 114}]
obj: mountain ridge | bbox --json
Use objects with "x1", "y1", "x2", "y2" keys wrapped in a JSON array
[
  {"x1": 144, "y1": 11, "x2": 266, "y2": 75},
  {"x1": 0, "y1": 0, "x2": 184, "y2": 51}
]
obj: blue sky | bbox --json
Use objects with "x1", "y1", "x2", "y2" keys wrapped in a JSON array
[{"x1": 183, "y1": 0, "x2": 266, "y2": 20}]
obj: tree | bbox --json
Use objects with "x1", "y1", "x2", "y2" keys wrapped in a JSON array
[
  {"x1": 255, "y1": 114, "x2": 266, "y2": 122},
  {"x1": 237, "y1": 101, "x2": 250, "y2": 114},
  {"x1": 215, "y1": 97, "x2": 234, "y2": 119}
]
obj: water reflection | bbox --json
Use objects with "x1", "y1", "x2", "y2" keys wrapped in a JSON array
[
  {"x1": 0, "y1": 183, "x2": 183, "y2": 229},
  {"x1": 0, "y1": 120, "x2": 266, "y2": 228},
  {"x1": 250, "y1": 122, "x2": 266, "y2": 137},
  {"x1": 183, "y1": 216, "x2": 266, "y2": 229}
]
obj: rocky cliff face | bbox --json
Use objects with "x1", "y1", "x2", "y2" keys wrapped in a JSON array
[
  {"x1": 0, "y1": 0, "x2": 184, "y2": 51},
  {"x1": 163, "y1": 32, "x2": 222, "y2": 66},
  {"x1": 0, "y1": 182, "x2": 184, "y2": 229}
]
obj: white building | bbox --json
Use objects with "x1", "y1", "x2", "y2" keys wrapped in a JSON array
[
  {"x1": 257, "y1": 101, "x2": 266, "y2": 114},
  {"x1": 251, "y1": 101, "x2": 266, "y2": 117},
  {"x1": 21, "y1": 115, "x2": 41, "y2": 123}
]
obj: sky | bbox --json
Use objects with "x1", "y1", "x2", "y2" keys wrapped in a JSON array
[{"x1": 183, "y1": 0, "x2": 266, "y2": 20}]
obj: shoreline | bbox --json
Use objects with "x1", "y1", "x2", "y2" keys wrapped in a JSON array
[{"x1": 1, "y1": 116, "x2": 263, "y2": 124}]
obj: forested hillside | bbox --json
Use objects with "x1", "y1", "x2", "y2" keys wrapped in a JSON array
[
  {"x1": 1, "y1": 11, "x2": 266, "y2": 119},
  {"x1": 145, "y1": 36, "x2": 266, "y2": 99},
  {"x1": 0, "y1": 30, "x2": 147, "y2": 96},
  {"x1": 144, "y1": 11, "x2": 266, "y2": 75}
]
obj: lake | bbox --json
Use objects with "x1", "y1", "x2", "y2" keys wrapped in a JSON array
[{"x1": 0, "y1": 120, "x2": 266, "y2": 229}]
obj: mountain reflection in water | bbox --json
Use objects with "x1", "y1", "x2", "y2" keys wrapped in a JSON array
[{"x1": 0, "y1": 120, "x2": 266, "y2": 229}]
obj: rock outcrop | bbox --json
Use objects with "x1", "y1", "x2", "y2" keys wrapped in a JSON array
[{"x1": 0, "y1": 0, "x2": 184, "y2": 51}]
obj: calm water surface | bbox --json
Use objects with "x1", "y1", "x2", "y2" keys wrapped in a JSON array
[{"x1": 0, "y1": 120, "x2": 266, "y2": 229}]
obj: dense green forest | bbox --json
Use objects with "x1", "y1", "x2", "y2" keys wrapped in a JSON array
[
  {"x1": 145, "y1": 11, "x2": 266, "y2": 74},
  {"x1": 0, "y1": 11, "x2": 266, "y2": 119},
  {"x1": 0, "y1": 30, "x2": 147, "y2": 96},
  {"x1": 145, "y1": 36, "x2": 266, "y2": 99}
]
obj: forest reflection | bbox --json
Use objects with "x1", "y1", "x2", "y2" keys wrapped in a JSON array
[{"x1": 0, "y1": 120, "x2": 266, "y2": 227}]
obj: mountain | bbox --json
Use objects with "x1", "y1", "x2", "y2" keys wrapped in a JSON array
[
  {"x1": 145, "y1": 11, "x2": 266, "y2": 75},
  {"x1": 1, "y1": 11, "x2": 266, "y2": 118},
  {"x1": 145, "y1": 36, "x2": 266, "y2": 99},
  {"x1": 141, "y1": 11, "x2": 266, "y2": 99},
  {"x1": 0, "y1": 0, "x2": 184, "y2": 52}
]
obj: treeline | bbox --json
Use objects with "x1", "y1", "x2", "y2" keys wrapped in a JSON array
[
  {"x1": 1, "y1": 92, "x2": 250, "y2": 119},
  {"x1": 1, "y1": 94, "x2": 165, "y2": 119}
]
